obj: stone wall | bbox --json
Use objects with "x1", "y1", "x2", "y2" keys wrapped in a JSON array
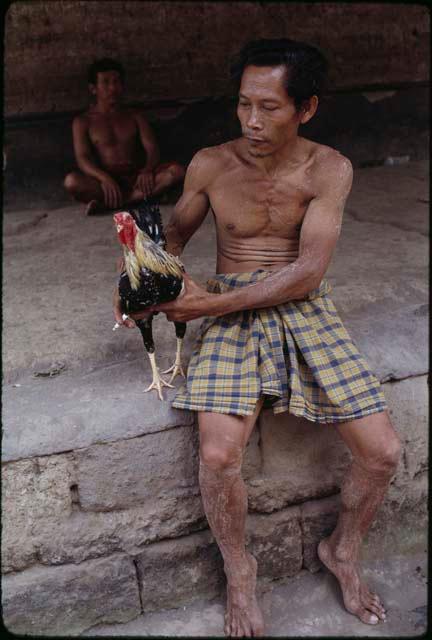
[
  {"x1": 2, "y1": 375, "x2": 428, "y2": 635},
  {"x1": 5, "y1": 1, "x2": 429, "y2": 116}
]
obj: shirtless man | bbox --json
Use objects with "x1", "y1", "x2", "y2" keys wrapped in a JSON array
[
  {"x1": 64, "y1": 58, "x2": 184, "y2": 214},
  {"x1": 114, "y1": 39, "x2": 401, "y2": 636}
]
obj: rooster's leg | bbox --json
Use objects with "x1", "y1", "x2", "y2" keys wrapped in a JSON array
[
  {"x1": 162, "y1": 322, "x2": 187, "y2": 383},
  {"x1": 135, "y1": 316, "x2": 174, "y2": 401},
  {"x1": 145, "y1": 352, "x2": 175, "y2": 401}
]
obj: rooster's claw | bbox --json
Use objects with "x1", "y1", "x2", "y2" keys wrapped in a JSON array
[
  {"x1": 144, "y1": 375, "x2": 174, "y2": 401},
  {"x1": 162, "y1": 363, "x2": 186, "y2": 384}
]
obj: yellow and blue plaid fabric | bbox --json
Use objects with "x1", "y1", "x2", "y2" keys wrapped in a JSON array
[{"x1": 172, "y1": 270, "x2": 387, "y2": 423}]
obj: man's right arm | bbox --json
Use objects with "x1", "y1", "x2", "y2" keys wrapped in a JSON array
[{"x1": 164, "y1": 149, "x2": 213, "y2": 257}]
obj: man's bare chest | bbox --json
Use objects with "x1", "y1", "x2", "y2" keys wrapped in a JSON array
[
  {"x1": 208, "y1": 170, "x2": 316, "y2": 238},
  {"x1": 88, "y1": 114, "x2": 138, "y2": 148}
]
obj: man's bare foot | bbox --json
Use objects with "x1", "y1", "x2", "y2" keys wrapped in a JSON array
[
  {"x1": 317, "y1": 538, "x2": 386, "y2": 625},
  {"x1": 85, "y1": 200, "x2": 107, "y2": 216},
  {"x1": 224, "y1": 553, "x2": 264, "y2": 637}
]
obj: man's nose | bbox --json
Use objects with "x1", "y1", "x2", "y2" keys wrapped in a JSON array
[{"x1": 247, "y1": 108, "x2": 263, "y2": 130}]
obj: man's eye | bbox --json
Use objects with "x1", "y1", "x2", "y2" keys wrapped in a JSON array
[
  {"x1": 263, "y1": 106, "x2": 278, "y2": 111},
  {"x1": 239, "y1": 102, "x2": 250, "y2": 108}
]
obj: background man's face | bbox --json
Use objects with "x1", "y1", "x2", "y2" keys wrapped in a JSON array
[
  {"x1": 237, "y1": 64, "x2": 302, "y2": 157},
  {"x1": 91, "y1": 70, "x2": 124, "y2": 105}
]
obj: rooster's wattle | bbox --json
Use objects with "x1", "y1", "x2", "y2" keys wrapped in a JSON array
[{"x1": 113, "y1": 201, "x2": 186, "y2": 400}]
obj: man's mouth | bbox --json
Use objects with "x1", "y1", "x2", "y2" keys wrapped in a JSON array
[{"x1": 245, "y1": 136, "x2": 266, "y2": 143}]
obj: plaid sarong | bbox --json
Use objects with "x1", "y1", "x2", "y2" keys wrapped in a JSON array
[{"x1": 172, "y1": 270, "x2": 387, "y2": 423}]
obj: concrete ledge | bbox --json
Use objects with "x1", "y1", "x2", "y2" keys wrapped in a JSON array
[
  {"x1": 2, "y1": 362, "x2": 194, "y2": 462},
  {"x1": 2, "y1": 554, "x2": 141, "y2": 636}
]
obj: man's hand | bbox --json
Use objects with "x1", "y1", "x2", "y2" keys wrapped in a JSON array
[
  {"x1": 131, "y1": 273, "x2": 218, "y2": 323},
  {"x1": 135, "y1": 169, "x2": 155, "y2": 198},
  {"x1": 113, "y1": 288, "x2": 135, "y2": 329},
  {"x1": 101, "y1": 175, "x2": 123, "y2": 209}
]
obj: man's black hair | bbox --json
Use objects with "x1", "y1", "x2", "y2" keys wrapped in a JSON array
[
  {"x1": 87, "y1": 58, "x2": 125, "y2": 84},
  {"x1": 230, "y1": 39, "x2": 328, "y2": 110}
]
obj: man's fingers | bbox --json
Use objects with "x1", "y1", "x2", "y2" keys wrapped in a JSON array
[
  {"x1": 112, "y1": 188, "x2": 119, "y2": 208},
  {"x1": 108, "y1": 187, "x2": 115, "y2": 208},
  {"x1": 102, "y1": 184, "x2": 109, "y2": 207}
]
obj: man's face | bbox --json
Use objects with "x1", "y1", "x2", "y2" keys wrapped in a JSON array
[
  {"x1": 237, "y1": 65, "x2": 302, "y2": 157},
  {"x1": 90, "y1": 70, "x2": 124, "y2": 105}
]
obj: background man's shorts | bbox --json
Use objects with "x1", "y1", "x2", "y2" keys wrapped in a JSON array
[{"x1": 172, "y1": 270, "x2": 387, "y2": 424}]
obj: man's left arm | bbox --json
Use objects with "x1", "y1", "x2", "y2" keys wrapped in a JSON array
[
  {"x1": 135, "y1": 111, "x2": 160, "y2": 196},
  {"x1": 151, "y1": 154, "x2": 353, "y2": 322}
]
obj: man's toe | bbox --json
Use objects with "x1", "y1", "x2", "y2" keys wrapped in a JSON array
[{"x1": 359, "y1": 609, "x2": 380, "y2": 625}]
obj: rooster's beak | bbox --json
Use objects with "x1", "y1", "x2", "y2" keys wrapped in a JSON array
[{"x1": 116, "y1": 224, "x2": 123, "y2": 233}]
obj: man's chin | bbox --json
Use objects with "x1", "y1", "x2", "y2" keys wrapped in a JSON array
[
  {"x1": 247, "y1": 146, "x2": 272, "y2": 158},
  {"x1": 244, "y1": 139, "x2": 273, "y2": 157}
]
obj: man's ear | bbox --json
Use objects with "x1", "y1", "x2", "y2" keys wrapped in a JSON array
[
  {"x1": 88, "y1": 83, "x2": 97, "y2": 96},
  {"x1": 299, "y1": 95, "x2": 319, "y2": 124}
]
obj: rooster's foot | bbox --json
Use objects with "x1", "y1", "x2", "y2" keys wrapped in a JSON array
[
  {"x1": 162, "y1": 362, "x2": 186, "y2": 384},
  {"x1": 162, "y1": 337, "x2": 186, "y2": 384},
  {"x1": 144, "y1": 374, "x2": 174, "y2": 401},
  {"x1": 145, "y1": 352, "x2": 174, "y2": 401}
]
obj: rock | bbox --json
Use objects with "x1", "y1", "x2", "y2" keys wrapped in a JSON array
[
  {"x1": 246, "y1": 507, "x2": 303, "y2": 580},
  {"x1": 338, "y1": 299, "x2": 428, "y2": 383},
  {"x1": 1, "y1": 459, "x2": 39, "y2": 572},
  {"x1": 75, "y1": 425, "x2": 199, "y2": 511},
  {"x1": 242, "y1": 426, "x2": 262, "y2": 480},
  {"x1": 300, "y1": 495, "x2": 341, "y2": 572},
  {"x1": 1, "y1": 449, "x2": 206, "y2": 572},
  {"x1": 2, "y1": 554, "x2": 141, "y2": 635},
  {"x1": 135, "y1": 530, "x2": 224, "y2": 611},
  {"x1": 36, "y1": 495, "x2": 206, "y2": 567},
  {"x1": 246, "y1": 412, "x2": 351, "y2": 513},
  {"x1": 1, "y1": 454, "x2": 76, "y2": 573}
]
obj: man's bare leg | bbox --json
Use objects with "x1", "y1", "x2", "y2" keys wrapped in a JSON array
[
  {"x1": 198, "y1": 400, "x2": 265, "y2": 637},
  {"x1": 64, "y1": 171, "x2": 106, "y2": 214},
  {"x1": 318, "y1": 410, "x2": 401, "y2": 625}
]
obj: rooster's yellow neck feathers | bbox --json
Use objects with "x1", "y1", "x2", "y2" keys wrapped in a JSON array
[{"x1": 123, "y1": 228, "x2": 183, "y2": 290}]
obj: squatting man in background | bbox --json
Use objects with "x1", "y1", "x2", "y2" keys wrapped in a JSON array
[
  {"x1": 64, "y1": 58, "x2": 184, "y2": 214},
  {"x1": 114, "y1": 39, "x2": 401, "y2": 637}
]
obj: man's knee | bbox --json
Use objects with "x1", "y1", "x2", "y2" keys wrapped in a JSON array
[
  {"x1": 360, "y1": 422, "x2": 402, "y2": 476},
  {"x1": 199, "y1": 441, "x2": 243, "y2": 473},
  {"x1": 171, "y1": 162, "x2": 185, "y2": 180},
  {"x1": 64, "y1": 171, "x2": 80, "y2": 193},
  {"x1": 160, "y1": 161, "x2": 185, "y2": 182},
  {"x1": 381, "y1": 430, "x2": 402, "y2": 472}
]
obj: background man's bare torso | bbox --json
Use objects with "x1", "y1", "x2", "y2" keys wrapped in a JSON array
[{"x1": 82, "y1": 107, "x2": 144, "y2": 174}]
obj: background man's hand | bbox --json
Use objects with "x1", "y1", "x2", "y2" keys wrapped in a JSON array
[
  {"x1": 101, "y1": 175, "x2": 123, "y2": 209},
  {"x1": 135, "y1": 169, "x2": 155, "y2": 198}
]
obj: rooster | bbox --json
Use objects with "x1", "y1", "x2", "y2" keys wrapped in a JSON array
[{"x1": 113, "y1": 201, "x2": 186, "y2": 400}]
